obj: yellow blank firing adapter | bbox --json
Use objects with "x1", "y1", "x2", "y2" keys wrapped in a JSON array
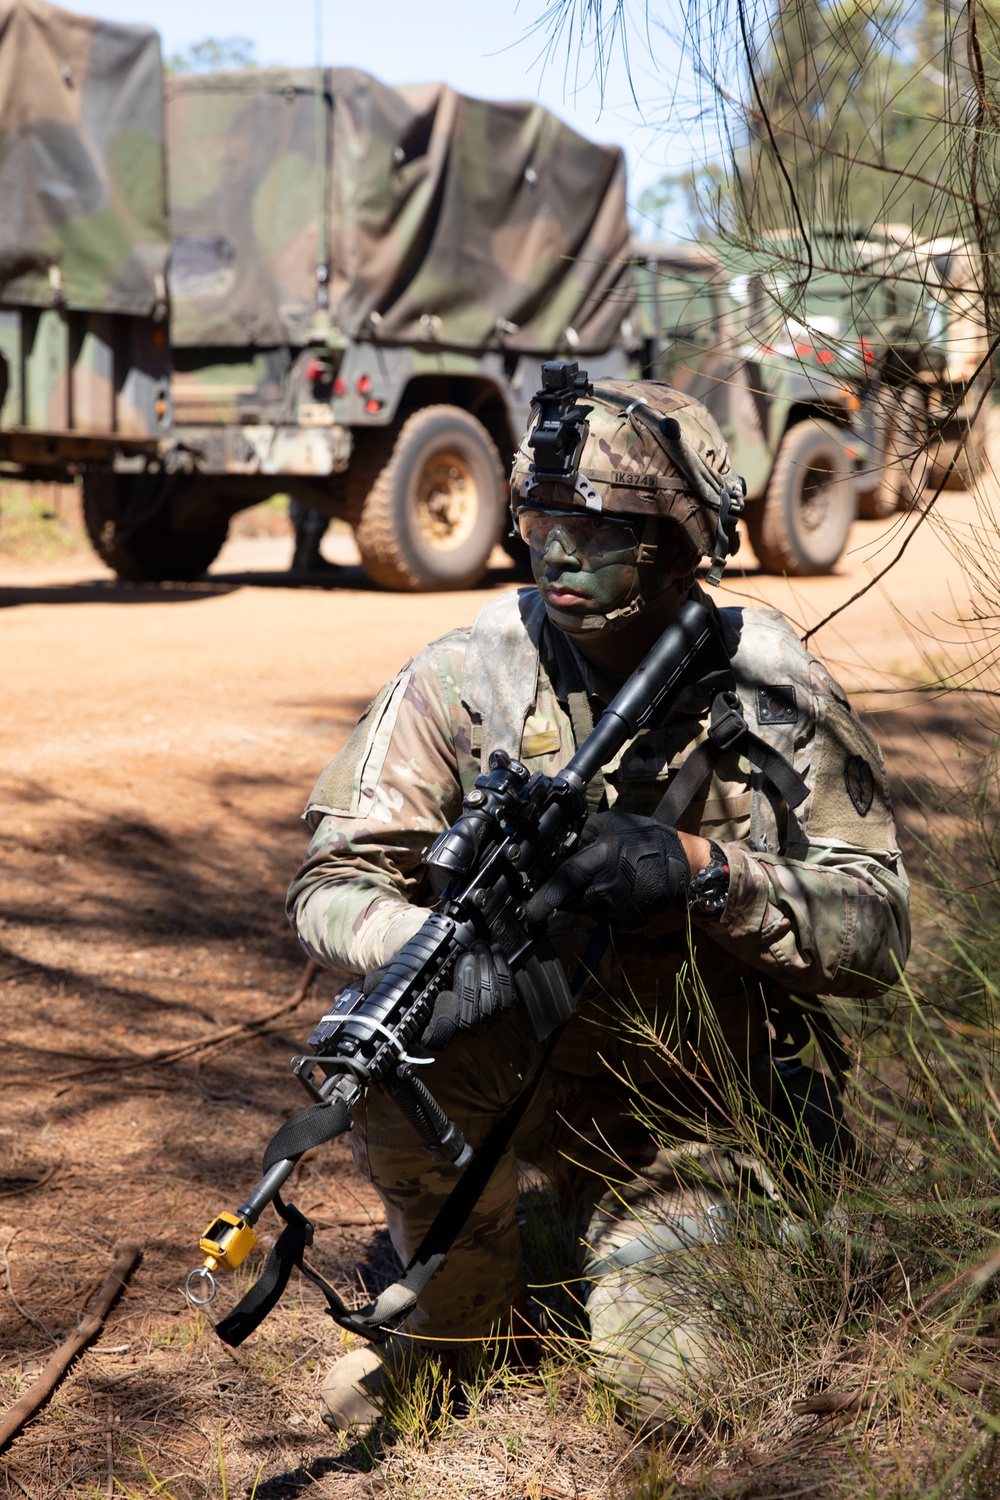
[
  {"x1": 199, "y1": 1211, "x2": 258, "y2": 1272},
  {"x1": 187, "y1": 1211, "x2": 259, "y2": 1306}
]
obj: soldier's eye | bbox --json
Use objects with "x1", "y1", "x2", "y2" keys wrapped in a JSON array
[{"x1": 517, "y1": 510, "x2": 639, "y2": 557}]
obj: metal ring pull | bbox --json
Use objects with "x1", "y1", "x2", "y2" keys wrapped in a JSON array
[{"x1": 185, "y1": 1267, "x2": 218, "y2": 1306}]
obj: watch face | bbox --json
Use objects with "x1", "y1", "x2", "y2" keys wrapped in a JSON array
[
  {"x1": 694, "y1": 885, "x2": 728, "y2": 914},
  {"x1": 689, "y1": 854, "x2": 730, "y2": 916}
]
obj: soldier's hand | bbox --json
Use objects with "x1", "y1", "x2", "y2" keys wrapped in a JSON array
[
  {"x1": 525, "y1": 810, "x2": 691, "y2": 929},
  {"x1": 421, "y1": 942, "x2": 515, "y2": 1052}
]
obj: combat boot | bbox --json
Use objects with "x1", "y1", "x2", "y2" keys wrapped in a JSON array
[{"x1": 319, "y1": 1339, "x2": 411, "y2": 1434}]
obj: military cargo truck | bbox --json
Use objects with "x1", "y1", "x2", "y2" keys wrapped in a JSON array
[
  {"x1": 631, "y1": 231, "x2": 989, "y2": 575},
  {"x1": 0, "y1": 0, "x2": 170, "y2": 531},
  {"x1": 80, "y1": 65, "x2": 634, "y2": 588},
  {"x1": 3, "y1": 5, "x2": 984, "y2": 587}
]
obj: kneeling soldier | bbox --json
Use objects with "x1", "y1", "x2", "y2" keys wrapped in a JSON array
[{"x1": 287, "y1": 365, "x2": 910, "y2": 1432}]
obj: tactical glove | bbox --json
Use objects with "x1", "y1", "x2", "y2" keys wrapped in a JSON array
[
  {"x1": 421, "y1": 942, "x2": 516, "y2": 1052},
  {"x1": 358, "y1": 945, "x2": 515, "y2": 1053},
  {"x1": 525, "y1": 810, "x2": 690, "y2": 929}
]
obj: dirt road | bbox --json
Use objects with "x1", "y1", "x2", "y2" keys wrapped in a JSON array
[{"x1": 0, "y1": 493, "x2": 992, "y2": 1497}]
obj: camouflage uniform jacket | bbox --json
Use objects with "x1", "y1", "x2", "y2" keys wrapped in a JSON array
[{"x1": 288, "y1": 585, "x2": 910, "y2": 1082}]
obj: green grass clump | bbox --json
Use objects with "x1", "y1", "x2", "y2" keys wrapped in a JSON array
[
  {"x1": 0, "y1": 480, "x2": 86, "y2": 559},
  {"x1": 615, "y1": 734, "x2": 1000, "y2": 1497}
]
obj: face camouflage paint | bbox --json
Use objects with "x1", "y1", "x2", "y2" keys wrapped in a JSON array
[{"x1": 524, "y1": 510, "x2": 644, "y2": 625}]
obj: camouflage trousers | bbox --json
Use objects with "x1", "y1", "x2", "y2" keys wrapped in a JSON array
[{"x1": 349, "y1": 1004, "x2": 774, "y2": 1430}]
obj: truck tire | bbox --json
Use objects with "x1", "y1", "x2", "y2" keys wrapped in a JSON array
[
  {"x1": 82, "y1": 473, "x2": 229, "y2": 583},
  {"x1": 354, "y1": 406, "x2": 506, "y2": 591},
  {"x1": 747, "y1": 419, "x2": 857, "y2": 576},
  {"x1": 858, "y1": 386, "x2": 929, "y2": 518}
]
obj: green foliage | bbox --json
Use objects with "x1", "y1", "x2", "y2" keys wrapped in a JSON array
[
  {"x1": 612, "y1": 726, "x2": 1000, "y2": 1494},
  {"x1": 636, "y1": 168, "x2": 726, "y2": 239},
  {"x1": 165, "y1": 38, "x2": 257, "y2": 76},
  {"x1": 737, "y1": 0, "x2": 959, "y2": 239},
  {"x1": 0, "y1": 481, "x2": 85, "y2": 560}
]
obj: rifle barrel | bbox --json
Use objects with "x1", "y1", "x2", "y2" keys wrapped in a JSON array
[{"x1": 561, "y1": 599, "x2": 716, "y2": 789}]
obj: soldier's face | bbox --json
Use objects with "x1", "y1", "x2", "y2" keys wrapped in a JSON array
[{"x1": 520, "y1": 508, "x2": 641, "y2": 617}]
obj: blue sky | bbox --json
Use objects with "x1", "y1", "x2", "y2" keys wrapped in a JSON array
[{"x1": 90, "y1": 0, "x2": 714, "y2": 235}]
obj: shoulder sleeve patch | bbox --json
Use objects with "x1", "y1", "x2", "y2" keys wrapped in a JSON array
[
  {"x1": 844, "y1": 755, "x2": 875, "y2": 816},
  {"x1": 303, "y1": 668, "x2": 412, "y2": 826},
  {"x1": 807, "y1": 692, "x2": 896, "y2": 851}
]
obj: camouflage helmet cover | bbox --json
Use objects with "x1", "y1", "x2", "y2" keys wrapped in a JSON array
[{"x1": 511, "y1": 367, "x2": 745, "y2": 582}]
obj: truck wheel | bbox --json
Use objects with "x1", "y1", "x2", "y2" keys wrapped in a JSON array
[
  {"x1": 747, "y1": 419, "x2": 857, "y2": 576},
  {"x1": 82, "y1": 473, "x2": 229, "y2": 583},
  {"x1": 858, "y1": 387, "x2": 929, "y2": 518},
  {"x1": 354, "y1": 406, "x2": 506, "y2": 591}
]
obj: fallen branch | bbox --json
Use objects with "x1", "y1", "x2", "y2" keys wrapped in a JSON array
[
  {"x1": 794, "y1": 1365, "x2": 992, "y2": 1417},
  {"x1": 0, "y1": 1242, "x2": 141, "y2": 1452},
  {"x1": 0, "y1": 1165, "x2": 59, "y2": 1198},
  {"x1": 306, "y1": 1213, "x2": 382, "y2": 1229},
  {"x1": 0, "y1": 959, "x2": 318, "y2": 1087},
  {"x1": 793, "y1": 1387, "x2": 874, "y2": 1416}
]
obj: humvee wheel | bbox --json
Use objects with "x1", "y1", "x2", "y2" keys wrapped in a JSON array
[
  {"x1": 747, "y1": 419, "x2": 857, "y2": 576},
  {"x1": 355, "y1": 406, "x2": 506, "y2": 591},
  {"x1": 82, "y1": 473, "x2": 229, "y2": 583},
  {"x1": 858, "y1": 386, "x2": 930, "y2": 518}
]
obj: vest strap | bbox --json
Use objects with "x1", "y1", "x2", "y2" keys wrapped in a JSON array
[{"x1": 655, "y1": 684, "x2": 809, "y2": 847}]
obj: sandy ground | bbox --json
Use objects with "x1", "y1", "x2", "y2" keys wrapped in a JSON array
[{"x1": 0, "y1": 490, "x2": 995, "y2": 1497}]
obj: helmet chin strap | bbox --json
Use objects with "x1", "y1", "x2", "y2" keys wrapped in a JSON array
[{"x1": 543, "y1": 518, "x2": 690, "y2": 639}]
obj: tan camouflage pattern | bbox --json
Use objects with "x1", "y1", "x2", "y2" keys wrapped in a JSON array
[
  {"x1": 288, "y1": 584, "x2": 909, "y2": 1414},
  {"x1": 0, "y1": 0, "x2": 168, "y2": 317},
  {"x1": 290, "y1": 585, "x2": 909, "y2": 1013},
  {"x1": 580, "y1": 1141, "x2": 811, "y2": 1429},
  {"x1": 165, "y1": 68, "x2": 631, "y2": 354},
  {"x1": 511, "y1": 378, "x2": 736, "y2": 557}
]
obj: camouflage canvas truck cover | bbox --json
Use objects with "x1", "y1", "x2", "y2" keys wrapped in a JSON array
[
  {"x1": 91, "y1": 66, "x2": 632, "y2": 589},
  {"x1": 0, "y1": 0, "x2": 169, "y2": 491}
]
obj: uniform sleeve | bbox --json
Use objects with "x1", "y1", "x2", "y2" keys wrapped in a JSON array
[
  {"x1": 706, "y1": 660, "x2": 910, "y2": 999},
  {"x1": 286, "y1": 636, "x2": 468, "y2": 975}
]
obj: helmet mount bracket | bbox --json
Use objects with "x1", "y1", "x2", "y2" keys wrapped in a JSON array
[{"x1": 526, "y1": 361, "x2": 594, "y2": 488}]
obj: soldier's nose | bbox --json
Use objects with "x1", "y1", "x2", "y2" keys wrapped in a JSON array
[{"x1": 543, "y1": 531, "x2": 579, "y2": 567}]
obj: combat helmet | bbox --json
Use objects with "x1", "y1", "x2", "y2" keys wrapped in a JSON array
[{"x1": 510, "y1": 362, "x2": 746, "y2": 587}]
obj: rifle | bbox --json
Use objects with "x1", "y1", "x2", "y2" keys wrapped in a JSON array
[{"x1": 186, "y1": 596, "x2": 725, "y2": 1345}]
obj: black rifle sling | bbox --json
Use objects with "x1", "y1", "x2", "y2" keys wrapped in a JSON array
[
  {"x1": 215, "y1": 1201, "x2": 313, "y2": 1347},
  {"x1": 262, "y1": 1097, "x2": 353, "y2": 1171},
  {"x1": 215, "y1": 924, "x2": 611, "y2": 1348}
]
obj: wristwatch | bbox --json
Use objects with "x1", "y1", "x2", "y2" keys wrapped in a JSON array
[{"x1": 686, "y1": 841, "x2": 731, "y2": 918}]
